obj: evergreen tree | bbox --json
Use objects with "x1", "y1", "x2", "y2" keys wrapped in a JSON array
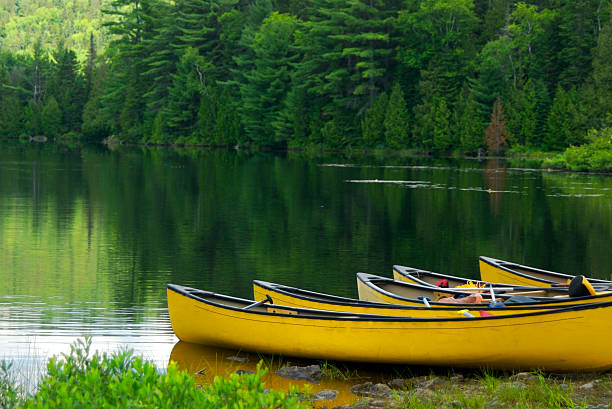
[
  {"x1": 239, "y1": 12, "x2": 298, "y2": 145},
  {"x1": 293, "y1": 0, "x2": 394, "y2": 139},
  {"x1": 505, "y1": 80, "x2": 536, "y2": 146},
  {"x1": 48, "y1": 46, "x2": 85, "y2": 133},
  {"x1": 24, "y1": 100, "x2": 43, "y2": 136},
  {"x1": 82, "y1": 60, "x2": 111, "y2": 140},
  {"x1": 41, "y1": 96, "x2": 62, "y2": 138},
  {"x1": 587, "y1": 11, "x2": 612, "y2": 129},
  {"x1": 164, "y1": 47, "x2": 209, "y2": 142},
  {"x1": 384, "y1": 82, "x2": 410, "y2": 149},
  {"x1": 545, "y1": 86, "x2": 582, "y2": 150},
  {"x1": 471, "y1": 35, "x2": 514, "y2": 124},
  {"x1": 481, "y1": 0, "x2": 512, "y2": 43},
  {"x1": 485, "y1": 96, "x2": 509, "y2": 153},
  {"x1": 432, "y1": 96, "x2": 452, "y2": 152},
  {"x1": 456, "y1": 89, "x2": 484, "y2": 153},
  {"x1": 396, "y1": 0, "x2": 479, "y2": 104},
  {"x1": 102, "y1": 0, "x2": 160, "y2": 140},
  {"x1": 556, "y1": 0, "x2": 609, "y2": 88},
  {"x1": 361, "y1": 92, "x2": 388, "y2": 148}
]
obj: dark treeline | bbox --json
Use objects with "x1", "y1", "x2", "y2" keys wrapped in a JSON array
[{"x1": 1, "y1": 0, "x2": 611, "y2": 154}]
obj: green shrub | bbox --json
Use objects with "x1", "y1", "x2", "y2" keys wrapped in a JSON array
[
  {"x1": 0, "y1": 361, "x2": 24, "y2": 409},
  {"x1": 561, "y1": 127, "x2": 612, "y2": 171},
  {"x1": 19, "y1": 337, "x2": 307, "y2": 409}
]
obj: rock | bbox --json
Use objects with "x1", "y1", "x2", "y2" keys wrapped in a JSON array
[
  {"x1": 311, "y1": 389, "x2": 338, "y2": 401},
  {"x1": 579, "y1": 381, "x2": 595, "y2": 391},
  {"x1": 387, "y1": 378, "x2": 407, "y2": 389},
  {"x1": 511, "y1": 372, "x2": 538, "y2": 382},
  {"x1": 276, "y1": 364, "x2": 322, "y2": 383},
  {"x1": 333, "y1": 399, "x2": 388, "y2": 409},
  {"x1": 416, "y1": 376, "x2": 443, "y2": 389},
  {"x1": 235, "y1": 369, "x2": 255, "y2": 375},
  {"x1": 226, "y1": 356, "x2": 248, "y2": 363},
  {"x1": 450, "y1": 374, "x2": 464, "y2": 383},
  {"x1": 29, "y1": 135, "x2": 48, "y2": 143},
  {"x1": 349, "y1": 382, "x2": 394, "y2": 399},
  {"x1": 413, "y1": 388, "x2": 435, "y2": 399}
]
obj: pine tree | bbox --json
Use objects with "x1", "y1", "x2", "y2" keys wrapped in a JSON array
[
  {"x1": 485, "y1": 97, "x2": 509, "y2": 153},
  {"x1": 41, "y1": 95, "x2": 62, "y2": 138},
  {"x1": 239, "y1": 12, "x2": 298, "y2": 145},
  {"x1": 505, "y1": 80, "x2": 537, "y2": 146},
  {"x1": 557, "y1": 0, "x2": 609, "y2": 89},
  {"x1": 545, "y1": 86, "x2": 582, "y2": 150},
  {"x1": 292, "y1": 0, "x2": 394, "y2": 136},
  {"x1": 432, "y1": 96, "x2": 451, "y2": 152},
  {"x1": 361, "y1": 92, "x2": 388, "y2": 148},
  {"x1": 384, "y1": 82, "x2": 410, "y2": 149},
  {"x1": 164, "y1": 47, "x2": 209, "y2": 142},
  {"x1": 589, "y1": 10, "x2": 612, "y2": 128},
  {"x1": 456, "y1": 90, "x2": 484, "y2": 154},
  {"x1": 82, "y1": 60, "x2": 111, "y2": 140},
  {"x1": 24, "y1": 100, "x2": 43, "y2": 136}
]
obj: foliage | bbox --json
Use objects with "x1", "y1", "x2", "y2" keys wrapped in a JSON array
[
  {"x1": 0, "y1": 361, "x2": 24, "y2": 409},
  {"x1": 559, "y1": 128, "x2": 612, "y2": 171},
  {"x1": 0, "y1": 0, "x2": 612, "y2": 162},
  {"x1": 4, "y1": 337, "x2": 308, "y2": 409},
  {"x1": 384, "y1": 83, "x2": 410, "y2": 149}
]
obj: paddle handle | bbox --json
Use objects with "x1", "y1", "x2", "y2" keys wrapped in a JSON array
[{"x1": 242, "y1": 294, "x2": 273, "y2": 310}]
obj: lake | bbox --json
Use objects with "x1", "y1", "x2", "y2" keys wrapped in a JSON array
[{"x1": 1, "y1": 141, "x2": 611, "y2": 394}]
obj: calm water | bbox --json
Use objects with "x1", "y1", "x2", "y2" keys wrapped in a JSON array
[{"x1": 1, "y1": 142, "x2": 612, "y2": 388}]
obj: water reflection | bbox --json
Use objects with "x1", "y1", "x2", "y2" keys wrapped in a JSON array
[
  {"x1": 170, "y1": 341, "x2": 397, "y2": 407},
  {"x1": 1, "y1": 142, "x2": 612, "y2": 382}
]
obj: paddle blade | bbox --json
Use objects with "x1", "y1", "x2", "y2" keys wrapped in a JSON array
[{"x1": 568, "y1": 275, "x2": 598, "y2": 297}]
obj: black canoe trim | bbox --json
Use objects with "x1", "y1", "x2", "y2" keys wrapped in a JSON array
[
  {"x1": 167, "y1": 283, "x2": 612, "y2": 323},
  {"x1": 393, "y1": 265, "x2": 487, "y2": 287},
  {"x1": 479, "y1": 256, "x2": 612, "y2": 286},
  {"x1": 255, "y1": 279, "x2": 579, "y2": 312},
  {"x1": 357, "y1": 272, "x2": 612, "y2": 308}
]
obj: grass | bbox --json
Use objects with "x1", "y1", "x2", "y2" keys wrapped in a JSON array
[
  {"x1": 2, "y1": 338, "x2": 610, "y2": 409},
  {"x1": 0, "y1": 337, "x2": 310, "y2": 409},
  {"x1": 390, "y1": 370, "x2": 611, "y2": 409}
]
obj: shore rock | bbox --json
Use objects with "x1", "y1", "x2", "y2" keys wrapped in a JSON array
[
  {"x1": 350, "y1": 382, "x2": 394, "y2": 399},
  {"x1": 416, "y1": 376, "x2": 443, "y2": 390},
  {"x1": 511, "y1": 372, "x2": 538, "y2": 382},
  {"x1": 276, "y1": 364, "x2": 322, "y2": 383},
  {"x1": 226, "y1": 356, "x2": 248, "y2": 363},
  {"x1": 387, "y1": 378, "x2": 407, "y2": 389},
  {"x1": 311, "y1": 389, "x2": 338, "y2": 401}
]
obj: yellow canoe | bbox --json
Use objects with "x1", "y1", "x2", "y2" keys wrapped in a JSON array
[
  {"x1": 357, "y1": 273, "x2": 612, "y2": 307},
  {"x1": 167, "y1": 284, "x2": 612, "y2": 371},
  {"x1": 393, "y1": 265, "x2": 488, "y2": 287},
  {"x1": 252, "y1": 279, "x2": 597, "y2": 316},
  {"x1": 479, "y1": 256, "x2": 612, "y2": 287},
  {"x1": 391, "y1": 265, "x2": 591, "y2": 291}
]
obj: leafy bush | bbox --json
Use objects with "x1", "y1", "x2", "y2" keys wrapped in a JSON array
[
  {"x1": 561, "y1": 128, "x2": 612, "y2": 171},
  {"x1": 14, "y1": 337, "x2": 307, "y2": 409},
  {"x1": 0, "y1": 361, "x2": 24, "y2": 409}
]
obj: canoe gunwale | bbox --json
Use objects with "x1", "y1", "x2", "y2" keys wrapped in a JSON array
[
  {"x1": 169, "y1": 283, "x2": 612, "y2": 323},
  {"x1": 479, "y1": 256, "x2": 612, "y2": 286},
  {"x1": 393, "y1": 265, "x2": 486, "y2": 287},
  {"x1": 479, "y1": 256, "x2": 559, "y2": 285},
  {"x1": 357, "y1": 272, "x2": 612, "y2": 307}
]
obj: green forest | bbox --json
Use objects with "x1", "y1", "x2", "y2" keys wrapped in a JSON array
[{"x1": 1, "y1": 0, "x2": 611, "y2": 157}]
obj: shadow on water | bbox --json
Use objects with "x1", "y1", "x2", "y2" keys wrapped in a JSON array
[{"x1": 169, "y1": 341, "x2": 490, "y2": 407}]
